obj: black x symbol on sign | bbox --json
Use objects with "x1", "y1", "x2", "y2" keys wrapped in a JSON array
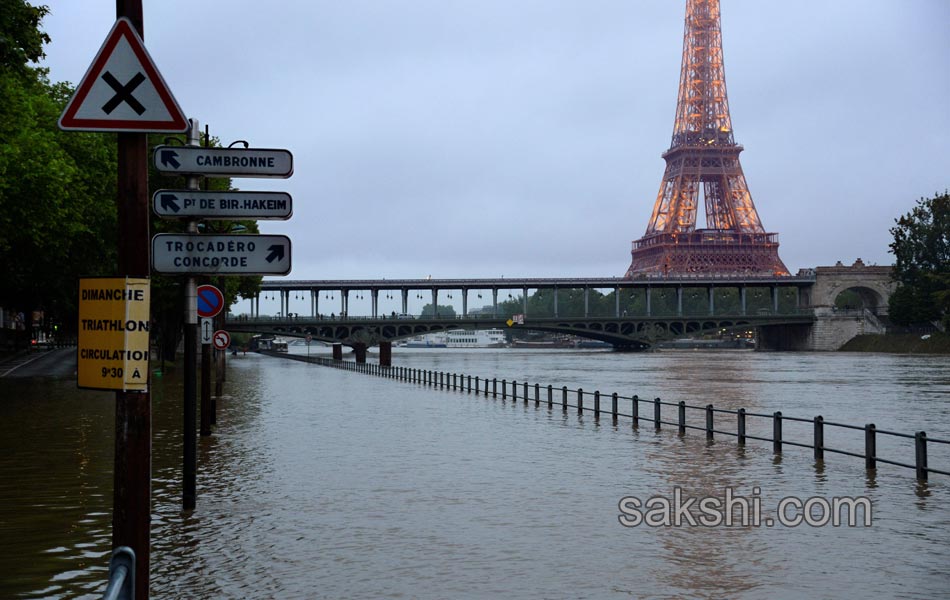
[{"x1": 101, "y1": 71, "x2": 147, "y2": 115}]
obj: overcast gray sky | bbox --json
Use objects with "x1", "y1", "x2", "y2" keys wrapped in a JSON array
[{"x1": 40, "y1": 1, "x2": 949, "y2": 291}]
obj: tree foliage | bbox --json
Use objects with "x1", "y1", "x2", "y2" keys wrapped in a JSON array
[
  {"x1": 0, "y1": 0, "x2": 49, "y2": 74},
  {"x1": 888, "y1": 192, "x2": 950, "y2": 326},
  {"x1": 0, "y1": 71, "x2": 118, "y2": 334},
  {"x1": 420, "y1": 303, "x2": 456, "y2": 318}
]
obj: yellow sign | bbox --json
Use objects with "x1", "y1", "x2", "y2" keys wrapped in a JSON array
[
  {"x1": 506, "y1": 318, "x2": 514, "y2": 327},
  {"x1": 78, "y1": 278, "x2": 150, "y2": 391}
]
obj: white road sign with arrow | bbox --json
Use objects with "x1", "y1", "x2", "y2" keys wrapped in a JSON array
[
  {"x1": 200, "y1": 318, "x2": 213, "y2": 344},
  {"x1": 151, "y1": 234, "x2": 292, "y2": 275},
  {"x1": 153, "y1": 145, "x2": 293, "y2": 178},
  {"x1": 153, "y1": 190, "x2": 293, "y2": 220}
]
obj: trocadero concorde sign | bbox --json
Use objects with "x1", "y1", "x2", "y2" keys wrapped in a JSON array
[{"x1": 151, "y1": 234, "x2": 292, "y2": 275}]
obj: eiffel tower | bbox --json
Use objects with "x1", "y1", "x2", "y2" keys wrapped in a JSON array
[{"x1": 625, "y1": 0, "x2": 789, "y2": 278}]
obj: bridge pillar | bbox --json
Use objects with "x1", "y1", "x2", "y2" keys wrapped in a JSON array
[
  {"x1": 740, "y1": 286, "x2": 747, "y2": 315},
  {"x1": 772, "y1": 285, "x2": 779, "y2": 313},
  {"x1": 708, "y1": 285, "x2": 715, "y2": 315},
  {"x1": 254, "y1": 293, "x2": 260, "y2": 318},
  {"x1": 354, "y1": 343, "x2": 367, "y2": 364},
  {"x1": 646, "y1": 287, "x2": 652, "y2": 316},
  {"x1": 332, "y1": 343, "x2": 343, "y2": 361},
  {"x1": 492, "y1": 289, "x2": 498, "y2": 317},
  {"x1": 462, "y1": 290, "x2": 468, "y2": 316},
  {"x1": 372, "y1": 289, "x2": 379, "y2": 318},
  {"x1": 676, "y1": 287, "x2": 683, "y2": 316},
  {"x1": 379, "y1": 341, "x2": 392, "y2": 367},
  {"x1": 584, "y1": 287, "x2": 589, "y2": 317},
  {"x1": 553, "y1": 287, "x2": 559, "y2": 317},
  {"x1": 401, "y1": 289, "x2": 408, "y2": 315}
]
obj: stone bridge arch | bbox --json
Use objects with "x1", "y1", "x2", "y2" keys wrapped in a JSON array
[{"x1": 804, "y1": 259, "x2": 895, "y2": 315}]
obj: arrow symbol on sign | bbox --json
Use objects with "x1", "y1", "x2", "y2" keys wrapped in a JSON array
[
  {"x1": 160, "y1": 193, "x2": 180, "y2": 213},
  {"x1": 160, "y1": 149, "x2": 180, "y2": 169},
  {"x1": 202, "y1": 319, "x2": 213, "y2": 339},
  {"x1": 265, "y1": 244, "x2": 285, "y2": 263}
]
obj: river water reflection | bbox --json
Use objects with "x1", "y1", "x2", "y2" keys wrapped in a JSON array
[{"x1": 0, "y1": 348, "x2": 948, "y2": 598}]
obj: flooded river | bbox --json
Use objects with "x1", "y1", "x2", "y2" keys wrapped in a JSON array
[{"x1": 1, "y1": 348, "x2": 948, "y2": 598}]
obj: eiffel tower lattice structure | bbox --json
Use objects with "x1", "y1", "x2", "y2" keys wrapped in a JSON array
[{"x1": 625, "y1": 0, "x2": 789, "y2": 278}]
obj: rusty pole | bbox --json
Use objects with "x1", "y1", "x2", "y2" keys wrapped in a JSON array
[{"x1": 113, "y1": 4, "x2": 151, "y2": 599}]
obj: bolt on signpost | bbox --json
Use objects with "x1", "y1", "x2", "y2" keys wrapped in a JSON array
[{"x1": 58, "y1": 4, "x2": 188, "y2": 598}]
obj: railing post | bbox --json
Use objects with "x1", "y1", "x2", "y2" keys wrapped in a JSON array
[
  {"x1": 513, "y1": 380, "x2": 517, "y2": 401},
  {"x1": 577, "y1": 388, "x2": 584, "y2": 415},
  {"x1": 524, "y1": 381, "x2": 529, "y2": 405},
  {"x1": 502, "y1": 379, "x2": 507, "y2": 399},
  {"x1": 632, "y1": 395, "x2": 639, "y2": 427},
  {"x1": 654, "y1": 397, "x2": 661, "y2": 430},
  {"x1": 468, "y1": 375, "x2": 471, "y2": 393},
  {"x1": 738, "y1": 408, "x2": 746, "y2": 445},
  {"x1": 493, "y1": 378, "x2": 497, "y2": 398},
  {"x1": 706, "y1": 404, "x2": 714, "y2": 440},
  {"x1": 915, "y1": 431, "x2": 928, "y2": 481},
  {"x1": 865, "y1": 423, "x2": 876, "y2": 471},
  {"x1": 773, "y1": 411, "x2": 783, "y2": 454},
  {"x1": 475, "y1": 376, "x2": 480, "y2": 394},
  {"x1": 562, "y1": 386, "x2": 568, "y2": 411},
  {"x1": 594, "y1": 391, "x2": 600, "y2": 418},
  {"x1": 611, "y1": 393, "x2": 618, "y2": 421},
  {"x1": 677, "y1": 401, "x2": 686, "y2": 434},
  {"x1": 547, "y1": 384, "x2": 553, "y2": 407}
]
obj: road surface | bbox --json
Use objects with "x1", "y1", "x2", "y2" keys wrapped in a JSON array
[{"x1": 0, "y1": 348, "x2": 77, "y2": 378}]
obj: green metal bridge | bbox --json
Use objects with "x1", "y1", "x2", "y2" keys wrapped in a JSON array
[{"x1": 225, "y1": 310, "x2": 816, "y2": 350}]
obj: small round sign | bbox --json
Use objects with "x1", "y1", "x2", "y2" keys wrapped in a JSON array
[
  {"x1": 212, "y1": 330, "x2": 231, "y2": 350},
  {"x1": 196, "y1": 285, "x2": 225, "y2": 318}
]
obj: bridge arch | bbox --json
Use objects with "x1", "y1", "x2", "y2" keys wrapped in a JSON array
[
  {"x1": 806, "y1": 260, "x2": 895, "y2": 314},
  {"x1": 833, "y1": 286, "x2": 886, "y2": 312}
]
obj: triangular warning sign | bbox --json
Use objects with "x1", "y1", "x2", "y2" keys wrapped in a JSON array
[{"x1": 58, "y1": 18, "x2": 187, "y2": 132}]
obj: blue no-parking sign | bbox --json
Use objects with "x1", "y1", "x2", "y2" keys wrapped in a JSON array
[{"x1": 196, "y1": 285, "x2": 224, "y2": 318}]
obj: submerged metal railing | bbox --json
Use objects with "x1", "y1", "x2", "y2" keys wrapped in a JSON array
[
  {"x1": 101, "y1": 547, "x2": 135, "y2": 600},
  {"x1": 266, "y1": 352, "x2": 948, "y2": 481}
]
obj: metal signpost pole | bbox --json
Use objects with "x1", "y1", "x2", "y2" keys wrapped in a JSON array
[
  {"x1": 183, "y1": 120, "x2": 200, "y2": 510},
  {"x1": 201, "y1": 316, "x2": 212, "y2": 436},
  {"x1": 113, "y1": 5, "x2": 151, "y2": 599}
]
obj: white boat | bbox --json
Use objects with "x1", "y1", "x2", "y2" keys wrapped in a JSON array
[{"x1": 398, "y1": 328, "x2": 507, "y2": 349}]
